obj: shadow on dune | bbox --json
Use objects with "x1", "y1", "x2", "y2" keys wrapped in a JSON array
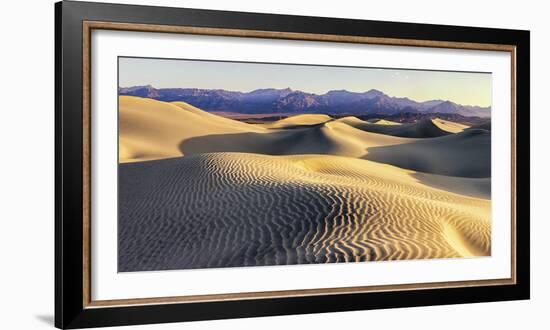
[
  {"x1": 179, "y1": 124, "x2": 364, "y2": 157},
  {"x1": 466, "y1": 119, "x2": 491, "y2": 131},
  {"x1": 364, "y1": 129, "x2": 491, "y2": 178},
  {"x1": 344, "y1": 118, "x2": 455, "y2": 138},
  {"x1": 180, "y1": 123, "x2": 491, "y2": 179},
  {"x1": 264, "y1": 122, "x2": 333, "y2": 130},
  {"x1": 410, "y1": 172, "x2": 491, "y2": 199}
]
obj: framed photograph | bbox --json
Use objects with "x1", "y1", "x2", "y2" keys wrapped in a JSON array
[{"x1": 55, "y1": 1, "x2": 530, "y2": 328}]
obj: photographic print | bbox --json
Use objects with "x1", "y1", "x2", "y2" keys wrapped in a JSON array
[
  {"x1": 56, "y1": 5, "x2": 529, "y2": 326},
  {"x1": 117, "y1": 57, "x2": 492, "y2": 272}
]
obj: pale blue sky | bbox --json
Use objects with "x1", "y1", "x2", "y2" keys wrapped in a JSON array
[{"x1": 119, "y1": 57, "x2": 492, "y2": 107}]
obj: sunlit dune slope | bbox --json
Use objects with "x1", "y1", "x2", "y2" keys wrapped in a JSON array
[
  {"x1": 119, "y1": 96, "x2": 265, "y2": 162},
  {"x1": 259, "y1": 114, "x2": 332, "y2": 128},
  {"x1": 118, "y1": 153, "x2": 491, "y2": 271},
  {"x1": 431, "y1": 118, "x2": 470, "y2": 133},
  {"x1": 341, "y1": 117, "x2": 469, "y2": 138},
  {"x1": 335, "y1": 116, "x2": 372, "y2": 126},
  {"x1": 372, "y1": 119, "x2": 401, "y2": 125}
]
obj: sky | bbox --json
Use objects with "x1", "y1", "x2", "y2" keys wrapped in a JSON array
[{"x1": 119, "y1": 57, "x2": 492, "y2": 107}]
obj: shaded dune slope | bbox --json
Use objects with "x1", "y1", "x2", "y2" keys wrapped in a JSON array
[
  {"x1": 467, "y1": 120, "x2": 491, "y2": 131},
  {"x1": 119, "y1": 153, "x2": 491, "y2": 272},
  {"x1": 365, "y1": 129, "x2": 490, "y2": 178},
  {"x1": 411, "y1": 173, "x2": 490, "y2": 199},
  {"x1": 339, "y1": 117, "x2": 469, "y2": 138}
]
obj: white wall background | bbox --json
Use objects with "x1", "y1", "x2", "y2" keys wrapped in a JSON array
[{"x1": 0, "y1": 0, "x2": 546, "y2": 329}]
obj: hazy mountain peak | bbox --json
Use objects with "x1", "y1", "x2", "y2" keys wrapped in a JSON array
[
  {"x1": 325, "y1": 89, "x2": 351, "y2": 94},
  {"x1": 364, "y1": 89, "x2": 386, "y2": 97},
  {"x1": 118, "y1": 85, "x2": 490, "y2": 118}
]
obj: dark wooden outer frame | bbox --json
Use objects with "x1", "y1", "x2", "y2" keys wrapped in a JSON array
[{"x1": 55, "y1": 0, "x2": 530, "y2": 328}]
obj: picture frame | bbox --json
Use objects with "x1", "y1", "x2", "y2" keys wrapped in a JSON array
[{"x1": 55, "y1": 1, "x2": 530, "y2": 328}]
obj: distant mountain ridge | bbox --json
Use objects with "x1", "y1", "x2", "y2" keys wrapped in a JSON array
[{"x1": 118, "y1": 85, "x2": 491, "y2": 118}]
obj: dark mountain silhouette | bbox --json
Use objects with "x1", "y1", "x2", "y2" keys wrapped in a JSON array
[{"x1": 118, "y1": 85, "x2": 491, "y2": 117}]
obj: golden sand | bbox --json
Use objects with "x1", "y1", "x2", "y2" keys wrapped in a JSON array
[
  {"x1": 259, "y1": 114, "x2": 332, "y2": 128},
  {"x1": 119, "y1": 153, "x2": 490, "y2": 271},
  {"x1": 117, "y1": 96, "x2": 491, "y2": 269},
  {"x1": 372, "y1": 119, "x2": 402, "y2": 125},
  {"x1": 119, "y1": 96, "x2": 414, "y2": 162},
  {"x1": 119, "y1": 96, "x2": 264, "y2": 162},
  {"x1": 431, "y1": 118, "x2": 469, "y2": 133}
]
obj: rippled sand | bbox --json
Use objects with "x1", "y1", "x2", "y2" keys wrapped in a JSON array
[
  {"x1": 119, "y1": 153, "x2": 490, "y2": 271},
  {"x1": 117, "y1": 96, "x2": 491, "y2": 272}
]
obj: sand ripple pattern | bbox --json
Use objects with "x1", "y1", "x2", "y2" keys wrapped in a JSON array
[{"x1": 118, "y1": 153, "x2": 490, "y2": 272}]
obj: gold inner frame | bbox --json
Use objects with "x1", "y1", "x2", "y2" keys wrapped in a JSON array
[{"x1": 82, "y1": 20, "x2": 517, "y2": 308}]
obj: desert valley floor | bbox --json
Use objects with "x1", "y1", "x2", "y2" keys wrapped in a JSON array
[{"x1": 118, "y1": 96, "x2": 491, "y2": 272}]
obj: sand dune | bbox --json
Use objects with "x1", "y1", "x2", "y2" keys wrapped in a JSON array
[
  {"x1": 467, "y1": 120, "x2": 491, "y2": 131},
  {"x1": 372, "y1": 119, "x2": 401, "y2": 125},
  {"x1": 340, "y1": 117, "x2": 468, "y2": 138},
  {"x1": 118, "y1": 96, "x2": 491, "y2": 271},
  {"x1": 119, "y1": 153, "x2": 490, "y2": 271},
  {"x1": 259, "y1": 114, "x2": 332, "y2": 129},
  {"x1": 119, "y1": 96, "x2": 413, "y2": 162},
  {"x1": 365, "y1": 129, "x2": 490, "y2": 177},
  {"x1": 120, "y1": 96, "x2": 487, "y2": 178},
  {"x1": 411, "y1": 173, "x2": 490, "y2": 199},
  {"x1": 179, "y1": 119, "x2": 414, "y2": 159},
  {"x1": 431, "y1": 118, "x2": 470, "y2": 133},
  {"x1": 119, "y1": 96, "x2": 265, "y2": 162}
]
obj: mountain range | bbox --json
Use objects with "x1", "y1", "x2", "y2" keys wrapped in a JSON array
[{"x1": 118, "y1": 85, "x2": 491, "y2": 118}]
